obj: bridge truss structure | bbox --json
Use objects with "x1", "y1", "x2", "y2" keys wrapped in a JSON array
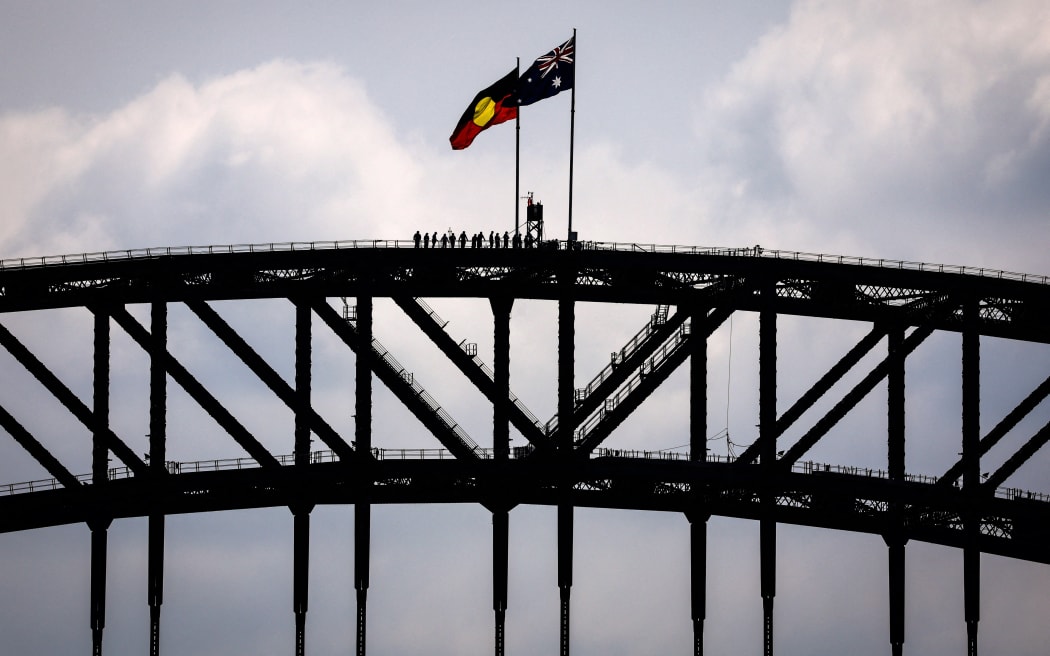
[{"x1": 0, "y1": 239, "x2": 1048, "y2": 656}]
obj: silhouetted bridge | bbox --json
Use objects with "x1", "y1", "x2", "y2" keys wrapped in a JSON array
[{"x1": 0, "y1": 239, "x2": 1048, "y2": 656}]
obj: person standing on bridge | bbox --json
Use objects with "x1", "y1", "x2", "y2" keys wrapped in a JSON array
[
  {"x1": 459, "y1": 231, "x2": 467, "y2": 248},
  {"x1": 413, "y1": 230, "x2": 421, "y2": 248},
  {"x1": 423, "y1": 232, "x2": 430, "y2": 248},
  {"x1": 440, "y1": 233, "x2": 448, "y2": 248}
]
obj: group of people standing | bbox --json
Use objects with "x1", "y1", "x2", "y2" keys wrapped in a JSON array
[{"x1": 413, "y1": 229, "x2": 540, "y2": 249}]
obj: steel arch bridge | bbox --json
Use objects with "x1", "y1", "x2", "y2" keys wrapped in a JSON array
[{"x1": 0, "y1": 239, "x2": 1048, "y2": 656}]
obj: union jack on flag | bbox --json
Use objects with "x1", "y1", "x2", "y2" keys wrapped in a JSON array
[
  {"x1": 535, "y1": 38, "x2": 574, "y2": 78},
  {"x1": 515, "y1": 35, "x2": 575, "y2": 107}
]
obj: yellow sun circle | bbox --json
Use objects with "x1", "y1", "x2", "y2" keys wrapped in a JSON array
[{"x1": 472, "y1": 96, "x2": 496, "y2": 127}]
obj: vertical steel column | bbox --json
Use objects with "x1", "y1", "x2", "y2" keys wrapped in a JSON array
[
  {"x1": 293, "y1": 510, "x2": 310, "y2": 656},
  {"x1": 293, "y1": 301, "x2": 313, "y2": 656},
  {"x1": 295, "y1": 300, "x2": 313, "y2": 465},
  {"x1": 90, "y1": 522, "x2": 110, "y2": 656},
  {"x1": 887, "y1": 543, "x2": 905, "y2": 656},
  {"x1": 558, "y1": 504, "x2": 573, "y2": 656},
  {"x1": 759, "y1": 283, "x2": 776, "y2": 656},
  {"x1": 888, "y1": 329, "x2": 906, "y2": 479},
  {"x1": 491, "y1": 297, "x2": 512, "y2": 656},
  {"x1": 148, "y1": 302, "x2": 167, "y2": 656},
  {"x1": 91, "y1": 309, "x2": 111, "y2": 656},
  {"x1": 354, "y1": 504, "x2": 370, "y2": 656},
  {"x1": 93, "y1": 309, "x2": 110, "y2": 482},
  {"x1": 690, "y1": 308, "x2": 708, "y2": 464},
  {"x1": 148, "y1": 515, "x2": 165, "y2": 656},
  {"x1": 887, "y1": 327, "x2": 906, "y2": 656},
  {"x1": 557, "y1": 271, "x2": 575, "y2": 656},
  {"x1": 493, "y1": 510, "x2": 509, "y2": 656},
  {"x1": 962, "y1": 299, "x2": 981, "y2": 656},
  {"x1": 689, "y1": 305, "x2": 709, "y2": 656},
  {"x1": 355, "y1": 296, "x2": 373, "y2": 656},
  {"x1": 690, "y1": 521, "x2": 707, "y2": 656},
  {"x1": 492, "y1": 297, "x2": 513, "y2": 461}
]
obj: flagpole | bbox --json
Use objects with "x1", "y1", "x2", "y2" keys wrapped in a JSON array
[
  {"x1": 567, "y1": 28, "x2": 576, "y2": 244},
  {"x1": 515, "y1": 57, "x2": 521, "y2": 237}
]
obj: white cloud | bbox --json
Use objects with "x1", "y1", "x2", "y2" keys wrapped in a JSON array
[
  {"x1": 0, "y1": 61, "x2": 439, "y2": 257},
  {"x1": 693, "y1": 0, "x2": 1050, "y2": 271},
  {"x1": 0, "y1": 108, "x2": 86, "y2": 245}
]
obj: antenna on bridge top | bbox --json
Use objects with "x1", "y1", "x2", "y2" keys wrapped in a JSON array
[{"x1": 524, "y1": 192, "x2": 544, "y2": 244}]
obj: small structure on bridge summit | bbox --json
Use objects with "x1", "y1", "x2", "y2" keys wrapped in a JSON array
[{"x1": 525, "y1": 192, "x2": 544, "y2": 246}]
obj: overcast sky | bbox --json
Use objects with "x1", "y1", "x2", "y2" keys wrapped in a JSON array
[{"x1": 1, "y1": 1, "x2": 1049, "y2": 655}]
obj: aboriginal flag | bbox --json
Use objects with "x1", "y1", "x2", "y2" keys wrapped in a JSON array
[
  {"x1": 449, "y1": 68, "x2": 519, "y2": 150},
  {"x1": 515, "y1": 35, "x2": 574, "y2": 107}
]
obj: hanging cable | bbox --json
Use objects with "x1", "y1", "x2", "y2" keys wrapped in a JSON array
[{"x1": 707, "y1": 428, "x2": 729, "y2": 442}]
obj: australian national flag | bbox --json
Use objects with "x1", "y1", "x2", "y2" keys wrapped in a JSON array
[{"x1": 515, "y1": 35, "x2": 575, "y2": 107}]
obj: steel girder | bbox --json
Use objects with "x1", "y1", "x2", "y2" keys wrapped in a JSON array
[
  {"x1": 0, "y1": 243, "x2": 1047, "y2": 566},
  {"x1": 0, "y1": 245, "x2": 1047, "y2": 342}
]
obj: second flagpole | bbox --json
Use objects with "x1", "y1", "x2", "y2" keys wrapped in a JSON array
[
  {"x1": 515, "y1": 57, "x2": 521, "y2": 238},
  {"x1": 567, "y1": 28, "x2": 577, "y2": 243}
]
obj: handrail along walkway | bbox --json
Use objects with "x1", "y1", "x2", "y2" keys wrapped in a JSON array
[
  {"x1": 3, "y1": 447, "x2": 1046, "y2": 506},
  {"x1": 2, "y1": 239, "x2": 1046, "y2": 286}
]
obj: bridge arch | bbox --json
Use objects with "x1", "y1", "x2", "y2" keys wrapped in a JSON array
[{"x1": 0, "y1": 239, "x2": 1047, "y2": 655}]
